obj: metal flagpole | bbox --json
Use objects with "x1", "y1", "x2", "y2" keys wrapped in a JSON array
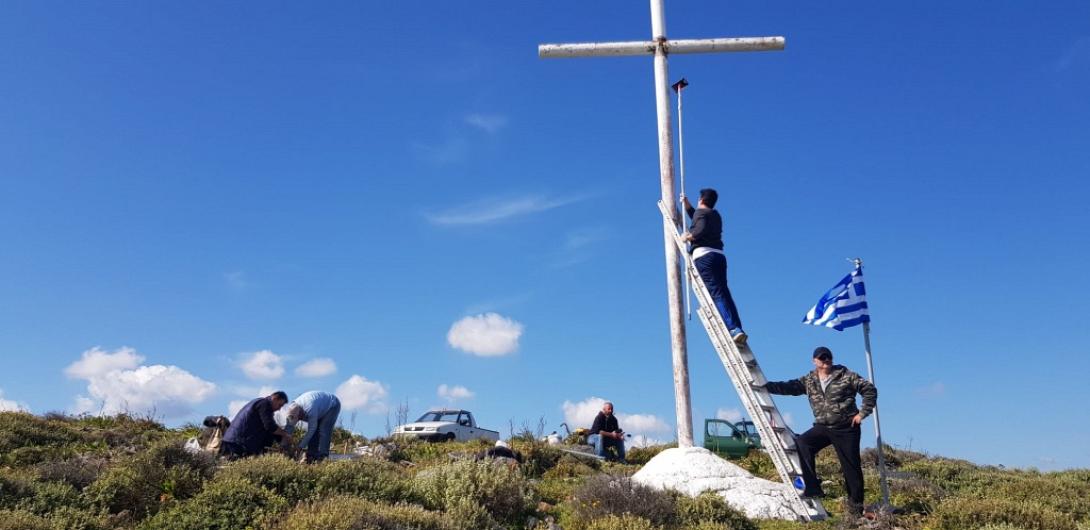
[
  {"x1": 855, "y1": 258, "x2": 891, "y2": 507},
  {"x1": 673, "y1": 78, "x2": 691, "y2": 320}
]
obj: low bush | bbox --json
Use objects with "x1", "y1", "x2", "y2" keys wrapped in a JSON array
[
  {"x1": 564, "y1": 474, "x2": 676, "y2": 529},
  {"x1": 83, "y1": 439, "x2": 214, "y2": 518},
  {"x1": 625, "y1": 443, "x2": 675, "y2": 466},
  {"x1": 674, "y1": 492, "x2": 757, "y2": 530},
  {"x1": 0, "y1": 509, "x2": 51, "y2": 530},
  {"x1": 36, "y1": 455, "x2": 109, "y2": 490},
  {"x1": 511, "y1": 440, "x2": 564, "y2": 477},
  {"x1": 215, "y1": 453, "x2": 320, "y2": 504},
  {"x1": 314, "y1": 458, "x2": 415, "y2": 503},
  {"x1": 735, "y1": 451, "x2": 778, "y2": 481},
  {"x1": 412, "y1": 459, "x2": 532, "y2": 525},
  {"x1": 276, "y1": 495, "x2": 450, "y2": 530},
  {"x1": 927, "y1": 496, "x2": 1078, "y2": 530},
  {"x1": 138, "y1": 477, "x2": 288, "y2": 530},
  {"x1": 584, "y1": 514, "x2": 661, "y2": 530}
]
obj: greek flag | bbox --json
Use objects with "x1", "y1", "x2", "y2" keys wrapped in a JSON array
[{"x1": 803, "y1": 265, "x2": 870, "y2": 331}]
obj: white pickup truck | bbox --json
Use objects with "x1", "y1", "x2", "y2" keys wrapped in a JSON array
[{"x1": 393, "y1": 409, "x2": 500, "y2": 442}]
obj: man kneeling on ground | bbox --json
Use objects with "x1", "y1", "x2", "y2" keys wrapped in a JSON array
[
  {"x1": 283, "y1": 390, "x2": 342, "y2": 463},
  {"x1": 221, "y1": 391, "x2": 292, "y2": 458},
  {"x1": 588, "y1": 401, "x2": 626, "y2": 463}
]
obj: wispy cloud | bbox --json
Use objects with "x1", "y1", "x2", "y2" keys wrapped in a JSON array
[
  {"x1": 716, "y1": 407, "x2": 743, "y2": 423},
  {"x1": 224, "y1": 271, "x2": 249, "y2": 291},
  {"x1": 551, "y1": 226, "x2": 609, "y2": 268},
  {"x1": 427, "y1": 193, "x2": 589, "y2": 226},
  {"x1": 438, "y1": 384, "x2": 475, "y2": 403},
  {"x1": 915, "y1": 381, "x2": 946, "y2": 398},
  {"x1": 465, "y1": 113, "x2": 508, "y2": 134},
  {"x1": 1055, "y1": 36, "x2": 1090, "y2": 72}
]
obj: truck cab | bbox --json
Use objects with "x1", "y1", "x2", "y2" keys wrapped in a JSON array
[{"x1": 703, "y1": 418, "x2": 762, "y2": 459}]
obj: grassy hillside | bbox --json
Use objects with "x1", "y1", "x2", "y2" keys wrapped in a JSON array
[{"x1": 0, "y1": 411, "x2": 1086, "y2": 530}]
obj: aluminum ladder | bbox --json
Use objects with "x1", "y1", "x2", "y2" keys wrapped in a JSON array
[{"x1": 658, "y1": 201, "x2": 827, "y2": 522}]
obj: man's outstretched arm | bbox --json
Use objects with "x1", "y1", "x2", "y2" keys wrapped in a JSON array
[{"x1": 764, "y1": 377, "x2": 807, "y2": 396}]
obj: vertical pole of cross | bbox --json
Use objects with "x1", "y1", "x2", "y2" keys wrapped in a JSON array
[
  {"x1": 649, "y1": 0, "x2": 694, "y2": 447},
  {"x1": 855, "y1": 258, "x2": 891, "y2": 507}
]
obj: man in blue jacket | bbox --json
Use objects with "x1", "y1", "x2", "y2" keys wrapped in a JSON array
[
  {"x1": 221, "y1": 391, "x2": 291, "y2": 458},
  {"x1": 283, "y1": 390, "x2": 342, "y2": 463}
]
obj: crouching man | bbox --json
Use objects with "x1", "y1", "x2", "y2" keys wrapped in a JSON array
[
  {"x1": 588, "y1": 401, "x2": 626, "y2": 463},
  {"x1": 283, "y1": 390, "x2": 342, "y2": 463},
  {"x1": 221, "y1": 391, "x2": 292, "y2": 458},
  {"x1": 763, "y1": 347, "x2": 877, "y2": 517}
]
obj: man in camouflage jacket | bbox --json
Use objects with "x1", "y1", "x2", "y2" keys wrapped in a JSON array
[{"x1": 764, "y1": 346, "x2": 877, "y2": 516}]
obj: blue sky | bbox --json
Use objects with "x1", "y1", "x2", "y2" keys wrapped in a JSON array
[{"x1": 1, "y1": 1, "x2": 1088, "y2": 470}]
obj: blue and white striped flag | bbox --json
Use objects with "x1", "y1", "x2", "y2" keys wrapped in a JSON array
[{"x1": 803, "y1": 265, "x2": 870, "y2": 331}]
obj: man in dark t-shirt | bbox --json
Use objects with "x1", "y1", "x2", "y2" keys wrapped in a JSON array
[
  {"x1": 588, "y1": 401, "x2": 626, "y2": 463},
  {"x1": 221, "y1": 391, "x2": 291, "y2": 458},
  {"x1": 681, "y1": 188, "x2": 747, "y2": 344}
]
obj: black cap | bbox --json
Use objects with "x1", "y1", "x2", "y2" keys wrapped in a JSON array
[{"x1": 812, "y1": 347, "x2": 833, "y2": 361}]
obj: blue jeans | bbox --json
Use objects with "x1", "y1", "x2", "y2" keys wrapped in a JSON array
[
  {"x1": 588, "y1": 434, "x2": 626, "y2": 462},
  {"x1": 307, "y1": 397, "x2": 341, "y2": 461},
  {"x1": 694, "y1": 252, "x2": 743, "y2": 332}
]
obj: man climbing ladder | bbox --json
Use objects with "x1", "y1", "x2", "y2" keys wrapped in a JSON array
[{"x1": 681, "y1": 189, "x2": 747, "y2": 344}]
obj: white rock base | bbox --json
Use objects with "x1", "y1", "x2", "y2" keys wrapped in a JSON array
[{"x1": 631, "y1": 447, "x2": 806, "y2": 521}]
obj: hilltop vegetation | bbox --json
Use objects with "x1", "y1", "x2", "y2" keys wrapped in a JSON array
[{"x1": 0, "y1": 411, "x2": 1087, "y2": 530}]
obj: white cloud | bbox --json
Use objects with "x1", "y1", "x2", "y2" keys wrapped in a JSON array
[
  {"x1": 224, "y1": 270, "x2": 249, "y2": 290},
  {"x1": 239, "y1": 350, "x2": 284, "y2": 380},
  {"x1": 227, "y1": 400, "x2": 248, "y2": 418},
  {"x1": 915, "y1": 381, "x2": 946, "y2": 398},
  {"x1": 64, "y1": 346, "x2": 143, "y2": 379},
  {"x1": 561, "y1": 397, "x2": 672, "y2": 440},
  {"x1": 465, "y1": 113, "x2": 508, "y2": 134},
  {"x1": 437, "y1": 384, "x2": 475, "y2": 402},
  {"x1": 295, "y1": 358, "x2": 337, "y2": 378},
  {"x1": 628, "y1": 434, "x2": 667, "y2": 448},
  {"x1": 0, "y1": 389, "x2": 29, "y2": 413},
  {"x1": 447, "y1": 313, "x2": 523, "y2": 357},
  {"x1": 427, "y1": 194, "x2": 587, "y2": 226},
  {"x1": 336, "y1": 375, "x2": 389, "y2": 413},
  {"x1": 716, "y1": 407, "x2": 743, "y2": 423},
  {"x1": 781, "y1": 412, "x2": 796, "y2": 428},
  {"x1": 620, "y1": 413, "x2": 672, "y2": 434},
  {"x1": 65, "y1": 347, "x2": 216, "y2": 419}
]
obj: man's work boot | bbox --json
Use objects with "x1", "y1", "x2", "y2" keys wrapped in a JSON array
[{"x1": 730, "y1": 329, "x2": 748, "y2": 345}]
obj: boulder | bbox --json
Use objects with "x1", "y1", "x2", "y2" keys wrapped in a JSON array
[{"x1": 631, "y1": 446, "x2": 806, "y2": 520}]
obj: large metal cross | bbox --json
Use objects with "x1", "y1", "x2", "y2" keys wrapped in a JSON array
[{"x1": 539, "y1": 1, "x2": 784, "y2": 447}]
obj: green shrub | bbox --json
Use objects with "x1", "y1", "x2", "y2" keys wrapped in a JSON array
[
  {"x1": 215, "y1": 453, "x2": 320, "y2": 504},
  {"x1": 45, "y1": 506, "x2": 111, "y2": 530},
  {"x1": 17, "y1": 480, "x2": 82, "y2": 515},
  {"x1": 314, "y1": 458, "x2": 415, "y2": 503},
  {"x1": 675, "y1": 492, "x2": 757, "y2": 530},
  {"x1": 625, "y1": 443, "x2": 675, "y2": 466},
  {"x1": 138, "y1": 477, "x2": 288, "y2": 530},
  {"x1": 735, "y1": 451, "x2": 778, "y2": 482},
  {"x1": 276, "y1": 495, "x2": 451, "y2": 530},
  {"x1": 511, "y1": 440, "x2": 564, "y2": 478},
  {"x1": 83, "y1": 439, "x2": 214, "y2": 518},
  {"x1": 564, "y1": 474, "x2": 676, "y2": 529},
  {"x1": 584, "y1": 514, "x2": 661, "y2": 530},
  {"x1": 412, "y1": 459, "x2": 532, "y2": 525},
  {"x1": 886, "y1": 475, "x2": 943, "y2": 515},
  {"x1": 0, "y1": 509, "x2": 51, "y2": 530},
  {"x1": 927, "y1": 496, "x2": 1077, "y2": 530},
  {"x1": 36, "y1": 455, "x2": 109, "y2": 490}
]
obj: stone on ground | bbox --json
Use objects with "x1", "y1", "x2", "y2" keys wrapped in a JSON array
[{"x1": 631, "y1": 447, "x2": 806, "y2": 520}]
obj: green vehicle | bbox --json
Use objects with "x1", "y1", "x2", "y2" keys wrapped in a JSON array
[{"x1": 703, "y1": 418, "x2": 762, "y2": 459}]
